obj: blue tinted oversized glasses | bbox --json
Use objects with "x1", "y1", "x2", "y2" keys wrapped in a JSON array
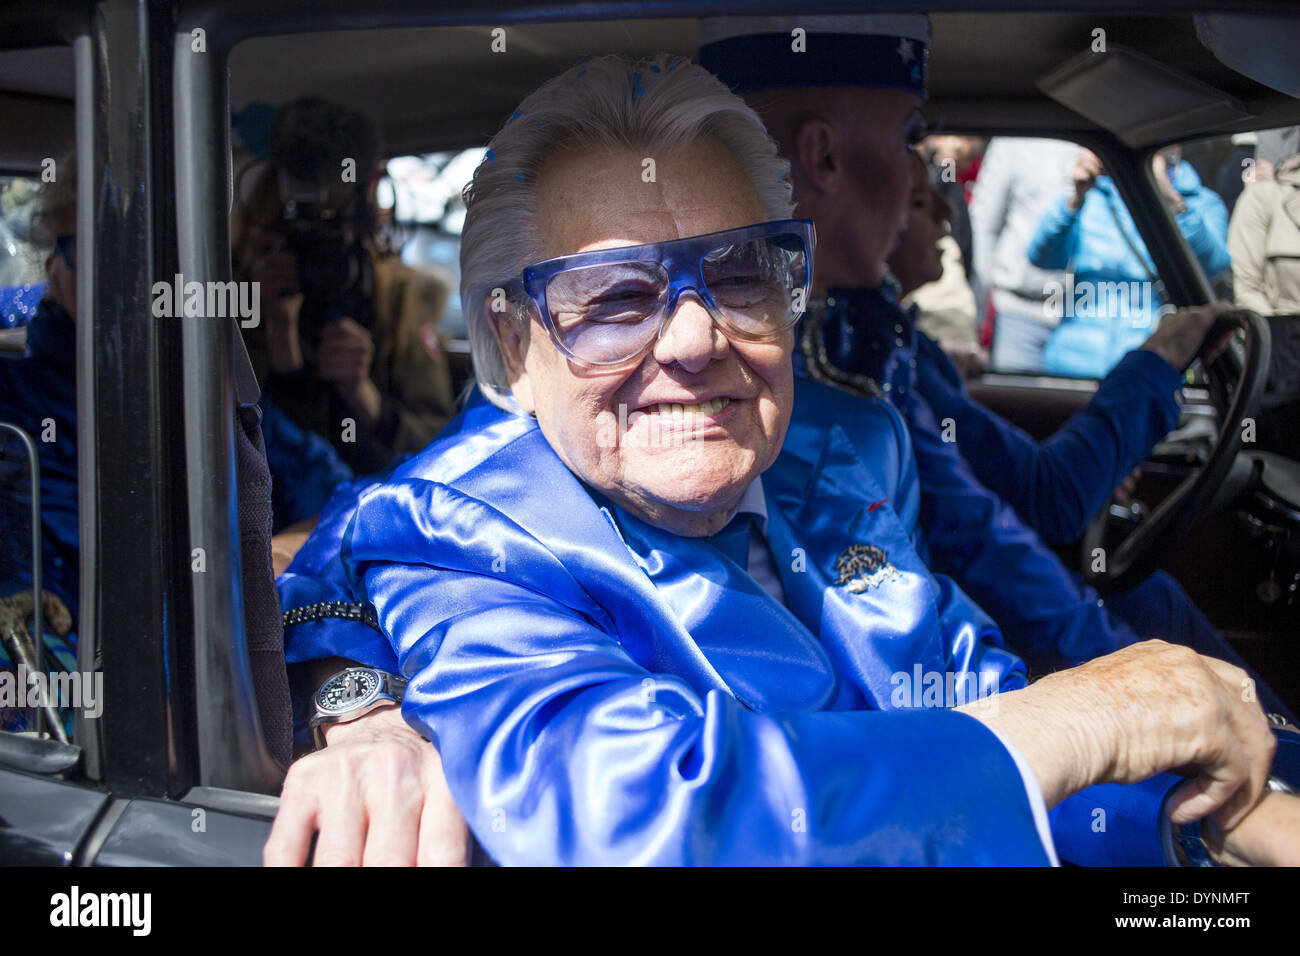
[{"x1": 504, "y1": 219, "x2": 815, "y2": 367}]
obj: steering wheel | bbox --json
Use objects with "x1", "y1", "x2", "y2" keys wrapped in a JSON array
[{"x1": 1082, "y1": 309, "x2": 1272, "y2": 594}]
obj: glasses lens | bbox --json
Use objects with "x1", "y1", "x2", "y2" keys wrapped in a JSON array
[
  {"x1": 701, "y1": 234, "x2": 807, "y2": 336},
  {"x1": 545, "y1": 260, "x2": 668, "y2": 364}
]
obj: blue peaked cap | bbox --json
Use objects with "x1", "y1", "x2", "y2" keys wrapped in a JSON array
[{"x1": 699, "y1": 14, "x2": 931, "y2": 100}]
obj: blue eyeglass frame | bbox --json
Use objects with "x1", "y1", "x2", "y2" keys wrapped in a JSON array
[{"x1": 503, "y1": 218, "x2": 816, "y2": 367}]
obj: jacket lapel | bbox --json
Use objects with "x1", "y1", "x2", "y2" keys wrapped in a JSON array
[{"x1": 765, "y1": 416, "x2": 951, "y2": 710}]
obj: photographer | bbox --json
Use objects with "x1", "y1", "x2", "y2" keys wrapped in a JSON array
[{"x1": 234, "y1": 97, "x2": 456, "y2": 474}]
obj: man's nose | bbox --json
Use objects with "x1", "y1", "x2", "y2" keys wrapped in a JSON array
[{"x1": 652, "y1": 293, "x2": 727, "y2": 373}]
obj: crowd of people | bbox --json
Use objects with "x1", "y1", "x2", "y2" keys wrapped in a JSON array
[
  {"x1": 2, "y1": 12, "x2": 1299, "y2": 866},
  {"x1": 899, "y1": 124, "x2": 1298, "y2": 393}
]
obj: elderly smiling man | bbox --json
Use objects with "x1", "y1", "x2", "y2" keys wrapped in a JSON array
[{"x1": 267, "y1": 53, "x2": 1300, "y2": 867}]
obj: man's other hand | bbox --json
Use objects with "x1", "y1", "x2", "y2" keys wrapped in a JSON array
[
  {"x1": 270, "y1": 515, "x2": 319, "y2": 578},
  {"x1": 958, "y1": 640, "x2": 1276, "y2": 830},
  {"x1": 1142, "y1": 301, "x2": 1235, "y2": 372},
  {"x1": 263, "y1": 705, "x2": 470, "y2": 867}
]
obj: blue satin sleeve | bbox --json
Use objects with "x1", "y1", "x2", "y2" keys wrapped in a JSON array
[
  {"x1": 278, "y1": 388, "x2": 508, "y2": 673},
  {"x1": 1051, "y1": 775, "x2": 1180, "y2": 866},
  {"x1": 279, "y1": 476, "x2": 400, "y2": 673},
  {"x1": 904, "y1": 389, "x2": 1140, "y2": 674},
  {"x1": 915, "y1": 335, "x2": 1181, "y2": 545},
  {"x1": 885, "y1": 407, "x2": 1024, "y2": 690},
  {"x1": 1051, "y1": 729, "x2": 1300, "y2": 866},
  {"x1": 344, "y1": 478, "x2": 1053, "y2": 866},
  {"x1": 275, "y1": 476, "x2": 401, "y2": 743}
]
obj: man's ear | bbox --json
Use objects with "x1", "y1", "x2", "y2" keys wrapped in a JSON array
[
  {"x1": 485, "y1": 299, "x2": 535, "y2": 413},
  {"x1": 792, "y1": 116, "x2": 841, "y2": 200}
]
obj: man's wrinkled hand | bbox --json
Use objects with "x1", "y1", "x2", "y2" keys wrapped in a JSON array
[
  {"x1": 960, "y1": 640, "x2": 1275, "y2": 828},
  {"x1": 264, "y1": 704, "x2": 470, "y2": 867},
  {"x1": 1142, "y1": 301, "x2": 1235, "y2": 373}
]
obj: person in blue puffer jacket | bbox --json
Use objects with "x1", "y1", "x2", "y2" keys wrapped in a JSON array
[{"x1": 1029, "y1": 146, "x2": 1231, "y2": 378}]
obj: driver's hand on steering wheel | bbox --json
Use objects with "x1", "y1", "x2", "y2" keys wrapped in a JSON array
[
  {"x1": 1112, "y1": 467, "x2": 1141, "y2": 506},
  {"x1": 1142, "y1": 301, "x2": 1236, "y2": 372}
]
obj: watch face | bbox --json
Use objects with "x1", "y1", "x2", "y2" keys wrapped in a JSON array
[{"x1": 316, "y1": 668, "x2": 382, "y2": 715}]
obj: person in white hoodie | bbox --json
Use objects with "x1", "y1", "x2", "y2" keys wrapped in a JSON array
[{"x1": 968, "y1": 137, "x2": 1076, "y2": 373}]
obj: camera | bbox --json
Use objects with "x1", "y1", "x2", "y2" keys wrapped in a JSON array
[{"x1": 275, "y1": 169, "x2": 373, "y2": 346}]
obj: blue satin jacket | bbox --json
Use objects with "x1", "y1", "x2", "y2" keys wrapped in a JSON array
[{"x1": 283, "y1": 380, "x2": 1190, "y2": 865}]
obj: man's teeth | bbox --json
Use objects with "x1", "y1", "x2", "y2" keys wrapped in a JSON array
[{"x1": 646, "y1": 397, "x2": 731, "y2": 417}]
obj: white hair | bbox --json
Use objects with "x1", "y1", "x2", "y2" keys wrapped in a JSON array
[{"x1": 460, "y1": 53, "x2": 795, "y2": 409}]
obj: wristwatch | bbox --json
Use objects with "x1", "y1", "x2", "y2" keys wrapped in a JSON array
[{"x1": 309, "y1": 666, "x2": 407, "y2": 749}]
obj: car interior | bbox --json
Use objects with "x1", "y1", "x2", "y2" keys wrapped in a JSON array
[{"x1": 1, "y1": 1, "x2": 1298, "y2": 865}]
